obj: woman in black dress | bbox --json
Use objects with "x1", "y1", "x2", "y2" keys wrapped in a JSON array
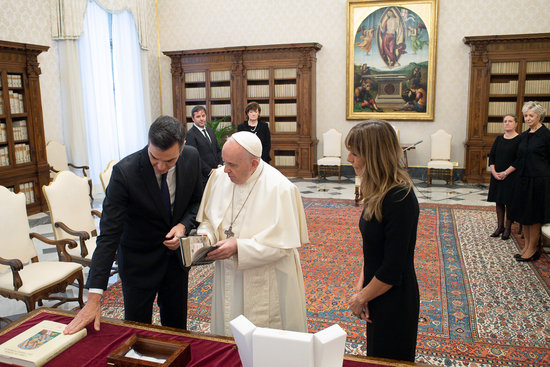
[
  {"x1": 510, "y1": 101, "x2": 550, "y2": 262},
  {"x1": 347, "y1": 120, "x2": 419, "y2": 361},
  {"x1": 237, "y1": 101, "x2": 271, "y2": 163},
  {"x1": 487, "y1": 114, "x2": 520, "y2": 240}
]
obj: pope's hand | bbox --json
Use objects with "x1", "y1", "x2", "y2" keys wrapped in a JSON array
[
  {"x1": 206, "y1": 238, "x2": 238, "y2": 260},
  {"x1": 64, "y1": 293, "x2": 102, "y2": 334}
]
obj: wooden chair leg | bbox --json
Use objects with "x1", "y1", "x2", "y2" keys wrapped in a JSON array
[
  {"x1": 338, "y1": 166, "x2": 341, "y2": 183},
  {"x1": 88, "y1": 179, "x2": 94, "y2": 202},
  {"x1": 427, "y1": 168, "x2": 432, "y2": 186}
]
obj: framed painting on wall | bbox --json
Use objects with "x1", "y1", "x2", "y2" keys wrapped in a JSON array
[{"x1": 347, "y1": 0, "x2": 439, "y2": 120}]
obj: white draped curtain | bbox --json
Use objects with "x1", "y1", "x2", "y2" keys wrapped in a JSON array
[{"x1": 51, "y1": 0, "x2": 150, "y2": 185}]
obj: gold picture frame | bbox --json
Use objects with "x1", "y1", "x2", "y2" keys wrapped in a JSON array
[{"x1": 347, "y1": 0, "x2": 439, "y2": 120}]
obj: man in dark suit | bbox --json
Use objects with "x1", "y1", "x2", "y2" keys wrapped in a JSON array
[
  {"x1": 65, "y1": 115, "x2": 203, "y2": 334},
  {"x1": 185, "y1": 105, "x2": 222, "y2": 186}
]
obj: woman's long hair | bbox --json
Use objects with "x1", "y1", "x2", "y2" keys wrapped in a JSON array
[{"x1": 346, "y1": 120, "x2": 412, "y2": 222}]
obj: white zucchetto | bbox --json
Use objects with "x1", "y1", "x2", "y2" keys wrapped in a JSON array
[{"x1": 231, "y1": 131, "x2": 262, "y2": 158}]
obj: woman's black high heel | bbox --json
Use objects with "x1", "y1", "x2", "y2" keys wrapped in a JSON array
[
  {"x1": 501, "y1": 228, "x2": 511, "y2": 240},
  {"x1": 516, "y1": 251, "x2": 541, "y2": 262},
  {"x1": 490, "y1": 227, "x2": 504, "y2": 237}
]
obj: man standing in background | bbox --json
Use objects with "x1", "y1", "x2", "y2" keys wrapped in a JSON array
[{"x1": 185, "y1": 105, "x2": 223, "y2": 186}]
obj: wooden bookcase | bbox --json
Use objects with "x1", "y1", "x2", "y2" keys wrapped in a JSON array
[
  {"x1": 0, "y1": 40, "x2": 49, "y2": 214},
  {"x1": 463, "y1": 33, "x2": 550, "y2": 183},
  {"x1": 164, "y1": 43, "x2": 322, "y2": 177}
]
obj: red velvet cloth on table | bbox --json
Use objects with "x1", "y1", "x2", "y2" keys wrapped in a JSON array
[{"x1": 0, "y1": 312, "x2": 387, "y2": 367}]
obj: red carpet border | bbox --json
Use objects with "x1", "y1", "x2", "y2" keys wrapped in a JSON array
[{"x1": 100, "y1": 198, "x2": 550, "y2": 366}]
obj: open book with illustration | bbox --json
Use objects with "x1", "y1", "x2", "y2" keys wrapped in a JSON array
[
  {"x1": 179, "y1": 235, "x2": 219, "y2": 267},
  {"x1": 0, "y1": 320, "x2": 87, "y2": 367}
]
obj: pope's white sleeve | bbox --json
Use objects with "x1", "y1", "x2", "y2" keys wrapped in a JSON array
[{"x1": 236, "y1": 239, "x2": 290, "y2": 269}]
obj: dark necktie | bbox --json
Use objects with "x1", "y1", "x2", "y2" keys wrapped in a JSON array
[
  {"x1": 202, "y1": 129, "x2": 211, "y2": 143},
  {"x1": 160, "y1": 172, "x2": 172, "y2": 222}
]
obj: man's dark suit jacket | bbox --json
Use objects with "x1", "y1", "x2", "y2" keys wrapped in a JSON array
[
  {"x1": 185, "y1": 125, "x2": 222, "y2": 184},
  {"x1": 86, "y1": 145, "x2": 203, "y2": 290}
]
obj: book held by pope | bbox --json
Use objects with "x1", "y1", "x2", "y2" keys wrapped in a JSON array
[{"x1": 179, "y1": 235, "x2": 218, "y2": 267}]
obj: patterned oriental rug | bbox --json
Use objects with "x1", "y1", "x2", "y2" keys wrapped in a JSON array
[{"x1": 99, "y1": 198, "x2": 550, "y2": 366}]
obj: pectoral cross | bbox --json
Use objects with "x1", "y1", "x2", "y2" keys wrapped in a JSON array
[{"x1": 224, "y1": 226, "x2": 234, "y2": 238}]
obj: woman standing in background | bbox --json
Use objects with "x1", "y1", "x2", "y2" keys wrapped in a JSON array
[
  {"x1": 487, "y1": 114, "x2": 520, "y2": 240},
  {"x1": 237, "y1": 102, "x2": 271, "y2": 163},
  {"x1": 510, "y1": 101, "x2": 550, "y2": 262}
]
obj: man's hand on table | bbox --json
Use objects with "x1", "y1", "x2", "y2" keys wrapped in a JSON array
[{"x1": 64, "y1": 292, "x2": 102, "y2": 334}]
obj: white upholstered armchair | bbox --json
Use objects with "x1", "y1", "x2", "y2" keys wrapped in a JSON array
[
  {"x1": 100, "y1": 160, "x2": 118, "y2": 192},
  {"x1": 318, "y1": 129, "x2": 342, "y2": 182},
  {"x1": 42, "y1": 171, "x2": 100, "y2": 268},
  {"x1": 427, "y1": 129, "x2": 453, "y2": 187},
  {"x1": 0, "y1": 186, "x2": 84, "y2": 318},
  {"x1": 46, "y1": 140, "x2": 93, "y2": 200}
]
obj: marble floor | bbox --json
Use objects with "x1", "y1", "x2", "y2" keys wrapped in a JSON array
[{"x1": 0, "y1": 176, "x2": 491, "y2": 325}]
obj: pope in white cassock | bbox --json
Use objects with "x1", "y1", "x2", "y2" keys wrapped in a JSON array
[{"x1": 197, "y1": 131, "x2": 309, "y2": 336}]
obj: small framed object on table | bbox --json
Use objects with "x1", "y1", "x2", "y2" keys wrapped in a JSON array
[{"x1": 107, "y1": 334, "x2": 191, "y2": 367}]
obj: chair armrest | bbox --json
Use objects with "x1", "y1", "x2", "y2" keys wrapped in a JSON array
[
  {"x1": 0, "y1": 257, "x2": 23, "y2": 290},
  {"x1": 91, "y1": 210, "x2": 102, "y2": 218},
  {"x1": 49, "y1": 165, "x2": 60, "y2": 174},
  {"x1": 68, "y1": 163, "x2": 89, "y2": 177},
  {"x1": 54, "y1": 222, "x2": 90, "y2": 258},
  {"x1": 54, "y1": 222, "x2": 90, "y2": 241},
  {"x1": 29, "y1": 232, "x2": 77, "y2": 262}
]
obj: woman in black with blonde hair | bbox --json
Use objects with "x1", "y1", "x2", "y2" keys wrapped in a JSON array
[
  {"x1": 510, "y1": 101, "x2": 550, "y2": 262},
  {"x1": 347, "y1": 120, "x2": 419, "y2": 361}
]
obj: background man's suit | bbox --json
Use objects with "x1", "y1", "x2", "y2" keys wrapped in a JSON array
[
  {"x1": 86, "y1": 145, "x2": 203, "y2": 329},
  {"x1": 185, "y1": 125, "x2": 222, "y2": 185}
]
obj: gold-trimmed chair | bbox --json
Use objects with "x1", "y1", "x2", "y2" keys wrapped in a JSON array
[
  {"x1": 100, "y1": 160, "x2": 118, "y2": 192},
  {"x1": 46, "y1": 140, "x2": 93, "y2": 201},
  {"x1": 42, "y1": 171, "x2": 100, "y2": 268},
  {"x1": 318, "y1": 129, "x2": 342, "y2": 182},
  {"x1": 427, "y1": 129, "x2": 453, "y2": 187},
  {"x1": 0, "y1": 186, "x2": 84, "y2": 319}
]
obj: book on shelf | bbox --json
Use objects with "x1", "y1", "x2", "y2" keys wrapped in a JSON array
[
  {"x1": 178, "y1": 235, "x2": 218, "y2": 267},
  {"x1": 247, "y1": 69, "x2": 269, "y2": 80},
  {"x1": 9, "y1": 91, "x2": 24, "y2": 114},
  {"x1": 526, "y1": 61, "x2": 550, "y2": 73},
  {"x1": 247, "y1": 85, "x2": 270, "y2": 98},
  {"x1": 211, "y1": 104, "x2": 231, "y2": 116},
  {"x1": 0, "y1": 320, "x2": 87, "y2": 367},
  {"x1": 274, "y1": 103, "x2": 297, "y2": 116},
  {"x1": 7, "y1": 74, "x2": 22, "y2": 88},
  {"x1": 274, "y1": 68, "x2": 297, "y2": 79},
  {"x1": 185, "y1": 87, "x2": 206, "y2": 100},
  {"x1": 275, "y1": 121, "x2": 297, "y2": 133},
  {"x1": 13, "y1": 120, "x2": 28, "y2": 140},
  {"x1": 490, "y1": 62, "x2": 519, "y2": 74},
  {"x1": 15, "y1": 143, "x2": 31, "y2": 164},
  {"x1": 19, "y1": 182, "x2": 35, "y2": 204},
  {"x1": 0, "y1": 123, "x2": 6, "y2": 142},
  {"x1": 210, "y1": 86, "x2": 230, "y2": 99},
  {"x1": 210, "y1": 70, "x2": 230, "y2": 81},
  {"x1": 0, "y1": 146, "x2": 9, "y2": 166},
  {"x1": 185, "y1": 72, "x2": 205, "y2": 83},
  {"x1": 274, "y1": 84, "x2": 296, "y2": 97}
]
